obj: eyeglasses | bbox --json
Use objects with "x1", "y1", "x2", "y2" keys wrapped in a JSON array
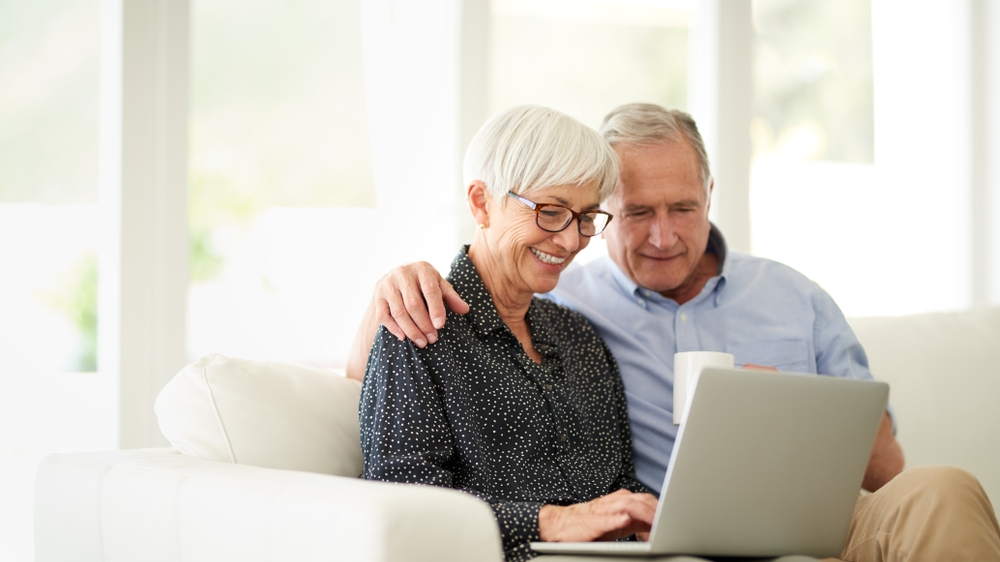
[{"x1": 506, "y1": 191, "x2": 613, "y2": 237}]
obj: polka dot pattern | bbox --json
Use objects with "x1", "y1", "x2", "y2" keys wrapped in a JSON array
[{"x1": 360, "y1": 248, "x2": 649, "y2": 561}]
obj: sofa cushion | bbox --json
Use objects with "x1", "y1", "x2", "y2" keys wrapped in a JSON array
[
  {"x1": 849, "y1": 307, "x2": 1000, "y2": 508},
  {"x1": 155, "y1": 354, "x2": 363, "y2": 477}
]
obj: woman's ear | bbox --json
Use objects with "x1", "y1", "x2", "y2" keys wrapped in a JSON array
[{"x1": 467, "y1": 181, "x2": 491, "y2": 228}]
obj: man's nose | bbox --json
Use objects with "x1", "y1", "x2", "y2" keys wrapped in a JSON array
[{"x1": 648, "y1": 215, "x2": 677, "y2": 249}]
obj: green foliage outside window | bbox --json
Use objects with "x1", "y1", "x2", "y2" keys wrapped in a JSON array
[
  {"x1": 752, "y1": 0, "x2": 875, "y2": 163},
  {"x1": 40, "y1": 253, "x2": 98, "y2": 372}
]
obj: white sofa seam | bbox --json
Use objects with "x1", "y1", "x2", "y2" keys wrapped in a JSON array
[
  {"x1": 172, "y1": 474, "x2": 191, "y2": 561},
  {"x1": 95, "y1": 463, "x2": 112, "y2": 562},
  {"x1": 202, "y1": 354, "x2": 238, "y2": 464}
]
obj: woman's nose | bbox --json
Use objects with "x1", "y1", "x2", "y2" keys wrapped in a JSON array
[{"x1": 551, "y1": 221, "x2": 583, "y2": 252}]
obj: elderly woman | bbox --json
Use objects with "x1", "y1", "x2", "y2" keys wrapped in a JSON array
[{"x1": 358, "y1": 105, "x2": 655, "y2": 562}]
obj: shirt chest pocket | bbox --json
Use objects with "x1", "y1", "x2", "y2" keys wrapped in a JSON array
[{"x1": 726, "y1": 339, "x2": 814, "y2": 373}]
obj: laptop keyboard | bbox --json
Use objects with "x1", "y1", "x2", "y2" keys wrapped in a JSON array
[{"x1": 532, "y1": 541, "x2": 648, "y2": 552}]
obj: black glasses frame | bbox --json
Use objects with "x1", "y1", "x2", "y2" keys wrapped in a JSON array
[{"x1": 506, "y1": 191, "x2": 613, "y2": 237}]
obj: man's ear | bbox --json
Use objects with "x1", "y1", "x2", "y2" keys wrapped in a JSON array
[
  {"x1": 705, "y1": 178, "x2": 715, "y2": 214},
  {"x1": 467, "y1": 181, "x2": 490, "y2": 228}
]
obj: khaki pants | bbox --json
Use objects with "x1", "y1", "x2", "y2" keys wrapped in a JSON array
[{"x1": 825, "y1": 465, "x2": 1000, "y2": 562}]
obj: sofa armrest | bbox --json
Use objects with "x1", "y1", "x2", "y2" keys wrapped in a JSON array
[{"x1": 35, "y1": 448, "x2": 504, "y2": 562}]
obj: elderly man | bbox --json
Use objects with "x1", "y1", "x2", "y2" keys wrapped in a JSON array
[{"x1": 346, "y1": 103, "x2": 1000, "y2": 561}]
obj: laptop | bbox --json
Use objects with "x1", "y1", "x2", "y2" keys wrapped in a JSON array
[{"x1": 530, "y1": 368, "x2": 889, "y2": 559}]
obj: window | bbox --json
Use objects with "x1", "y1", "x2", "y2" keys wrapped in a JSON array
[
  {"x1": 491, "y1": 0, "x2": 693, "y2": 263},
  {"x1": 750, "y1": 0, "x2": 879, "y2": 316},
  {"x1": 752, "y1": 0, "x2": 874, "y2": 165},
  {"x1": 0, "y1": 1, "x2": 115, "y2": 560},
  {"x1": 749, "y1": 0, "x2": 973, "y2": 316},
  {"x1": 188, "y1": 0, "x2": 393, "y2": 369}
]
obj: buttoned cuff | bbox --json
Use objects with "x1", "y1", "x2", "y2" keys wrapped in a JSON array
[{"x1": 490, "y1": 500, "x2": 543, "y2": 561}]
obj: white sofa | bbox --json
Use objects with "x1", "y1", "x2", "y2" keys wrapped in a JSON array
[
  {"x1": 34, "y1": 308, "x2": 1000, "y2": 562},
  {"x1": 848, "y1": 307, "x2": 1000, "y2": 507}
]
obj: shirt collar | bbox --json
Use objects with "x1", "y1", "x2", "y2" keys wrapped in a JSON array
[
  {"x1": 707, "y1": 223, "x2": 729, "y2": 306},
  {"x1": 448, "y1": 247, "x2": 506, "y2": 336},
  {"x1": 448, "y1": 246, "x2": 559, "y2": 352},
  {"x1": 608, "y1": 256, "x2": 642, "y2": 298},
  {"x1": 607, "y1": 222, "x2": 730, "y2": 306},
  {"x1": 708, "y1": 222, "x2": 729, "y2": 271}
]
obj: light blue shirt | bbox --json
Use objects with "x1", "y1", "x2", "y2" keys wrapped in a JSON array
[{"x1": 544, "y1": 225, "x2": 885, "y2": 491}]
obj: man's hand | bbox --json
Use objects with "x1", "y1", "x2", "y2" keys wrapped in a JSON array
[
  {"x1": 374, "y1": 261, "x2": 469, "y2": 347},
  {"x1": 862, "y1": 412, "x2": 905, "y2": 492},
  {"x1": 741, "y1": 364, "x2": 778, "y2": 372},
  {"x1": 538, "y1": 489, "x2": 658, "y2": 543},
  {"x1": 345, "y1": 262, "x2": 469, "y2": 381}
]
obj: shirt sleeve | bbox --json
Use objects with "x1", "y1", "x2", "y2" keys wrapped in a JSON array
[
  {"x1": 466, "y1": 494, "x2": 543, "y2": 562},
  {"x1": 602, "y1": 341, "x2": 654, "y2": 496},
  {"x1": 360, "y1": 327, "x2": 456, "y2": 486},
  {"x1": 359, "y1": 327, "x2": 545, "y2": 561},
  {"x1": 810, "y1": 283, "x2": 897, "y2": 431}
]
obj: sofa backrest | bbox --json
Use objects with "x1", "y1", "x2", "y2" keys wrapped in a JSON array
[
  {"x1": 158, "y1": 310, "x2": 1000, "y2": 509},
  {"x1": 155, "y1": 354, "x2": 364, "y2": 477},
  {"x1": 849, "y1": 307, "x2": 1000, "y2": 507}
]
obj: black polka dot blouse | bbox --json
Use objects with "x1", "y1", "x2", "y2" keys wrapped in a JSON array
[{"x1": 360, "y1": 248, "x2": 649, "y2": 562}]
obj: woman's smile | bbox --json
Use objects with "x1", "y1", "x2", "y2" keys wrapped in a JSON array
[{"x1": 530, "y1": 247, "x2": 567, "y2": 265}]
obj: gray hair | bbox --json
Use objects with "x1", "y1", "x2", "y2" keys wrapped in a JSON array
[
  {"x1": 600, "y1": 103, "x2": 712, "y2": 191},
  {"x1": 463, "y1": 105, "x2": 619, "y2": 203}
]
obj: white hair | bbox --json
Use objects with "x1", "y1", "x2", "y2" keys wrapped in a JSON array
[
  {"x1": 463, "y1": 105, "x2": 619, "y2": 202},
  {"x1": 600, "y1": 103, "x2": 712, "y2": 192}
]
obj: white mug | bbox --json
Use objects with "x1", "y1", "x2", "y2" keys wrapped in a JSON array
[{"x1": 673, "y1": 351, "x2": 735, "y2": 425}]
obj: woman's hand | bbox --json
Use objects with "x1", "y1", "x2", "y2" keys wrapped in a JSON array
[
  {"x1": 375, "y1": 261, "x2": 470, "y2": 347},
  {"x1": 538, "y1": 489, "x2": 658, "y2": 543}
]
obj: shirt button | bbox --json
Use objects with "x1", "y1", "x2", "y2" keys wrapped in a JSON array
[
  {"x1": 545, "y1": 384, "x2": 553, "y2": 392},
  {"x1": 560, "y1": 433, "x2": 568, "y2": 442},
  {"x1": 637, "y1": 298, "x2": 645, "y2": 307},
  {"x1": 679, "y1": 312, "x2": 688, "y2": 322}
]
